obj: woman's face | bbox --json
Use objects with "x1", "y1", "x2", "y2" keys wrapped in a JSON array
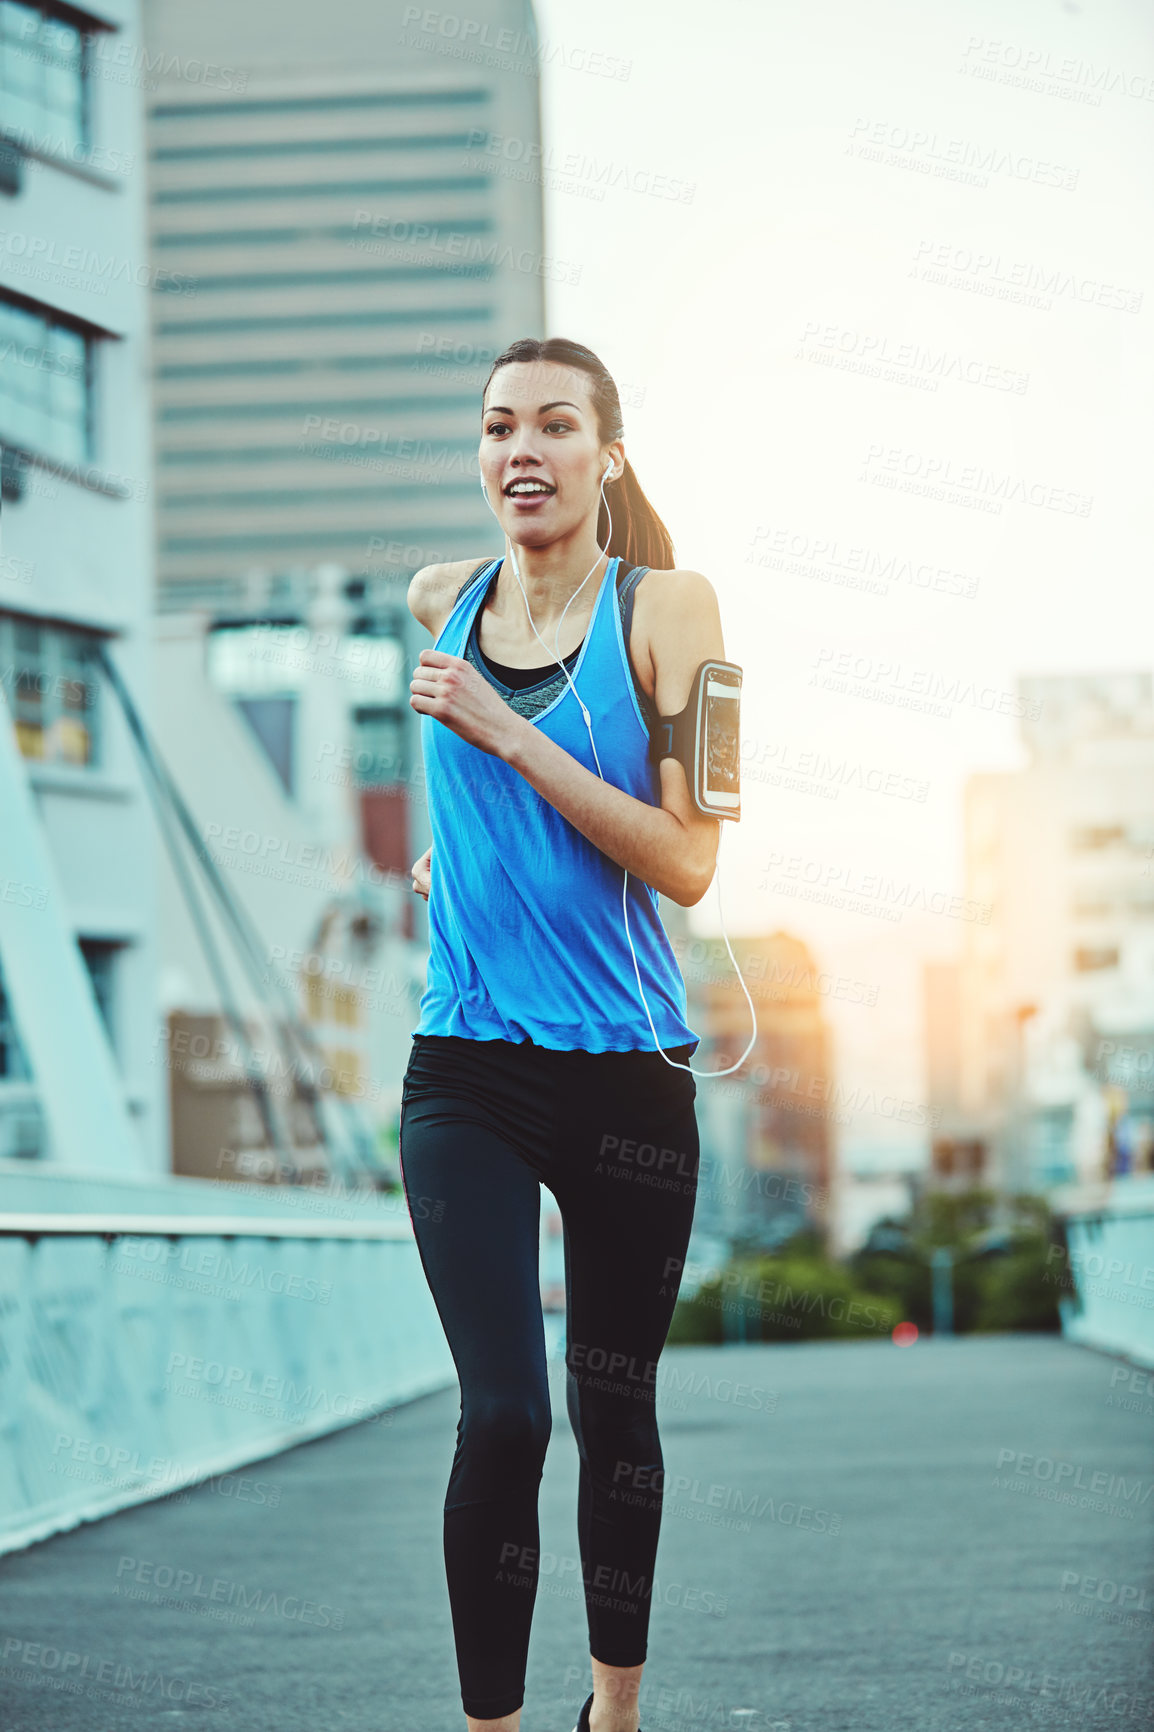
[{"x1": 479, "y1": 360, "x2": 613, "y2": 544}]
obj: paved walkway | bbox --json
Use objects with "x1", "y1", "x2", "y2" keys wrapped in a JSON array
[{"x1": 0, "y1": 1334, "x2": 1151, "y2": 1731}]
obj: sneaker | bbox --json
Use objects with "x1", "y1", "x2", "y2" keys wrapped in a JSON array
[{"x1": 571, "y1": 1691, "x2": 642, "y2": 1732}]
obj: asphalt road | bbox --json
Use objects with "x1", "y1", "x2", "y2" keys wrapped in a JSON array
[{"x1": 0, "y1": 1332, "x2": 1151, "y2": 1732}]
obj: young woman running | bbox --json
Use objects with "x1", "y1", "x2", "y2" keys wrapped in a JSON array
[{"x1": 399, "y1": 336, "x2": 726, "y2": 1732}]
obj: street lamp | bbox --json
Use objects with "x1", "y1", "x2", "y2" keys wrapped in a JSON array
[{"x1": 930, "y1": 1246, "x2": 954, "y2": 1335}]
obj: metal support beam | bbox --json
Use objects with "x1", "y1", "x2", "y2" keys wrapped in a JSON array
[{"x1": 0, "y1": 683, "x2": 144, "y2": 1171}]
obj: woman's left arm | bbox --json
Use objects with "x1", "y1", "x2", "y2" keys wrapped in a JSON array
[{"x1": 409, "y1": 569, "x2": 725, "y2": 907}]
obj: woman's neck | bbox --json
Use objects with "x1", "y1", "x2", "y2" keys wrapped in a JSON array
[{"x1": 495, "y1": 542, "x2": 611, "y2": 644}]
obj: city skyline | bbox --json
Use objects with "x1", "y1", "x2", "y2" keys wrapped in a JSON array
[{"x1": 532, "y1": 0, "x2": 1151, "y2": 942}]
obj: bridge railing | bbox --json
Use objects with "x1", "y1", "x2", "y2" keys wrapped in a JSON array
[
  {"x1": 1051, "y1": 1175, "x2": 1154, "y2": 1369},
  {"x1": 0, "y1": 1208, "x2": 457, "y2": 1556}
]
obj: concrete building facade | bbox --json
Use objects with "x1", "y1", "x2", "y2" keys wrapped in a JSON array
[
  {"x1": 142, "y1": 0, "x2": 548, "y2": 610},
  {"x1": 680, "y1": 929, "x2": 836, "y2": 1249},
  {"x1": 0, "y1": 0, "x2": 163, "y2": 1170},
  {"x1": 136, "y1": 0, "x2": 548, "y2": 1175},
  {"x1": 940, "y1": 672, "x2": 1154, "y2": 1194}
]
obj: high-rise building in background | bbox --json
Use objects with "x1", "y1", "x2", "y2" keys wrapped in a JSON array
[
  {"x1": 137, "y1": 0, "x2": 549, "y2": 1175},
  {"x1": 682, "y1": 930, "x2": 836, "y2": 1249},
  {"x1": 929, "y1": 672, "x2": 1154, "y2": 1195},
  {"x1": 0, "y1": 0, "x2": 164, "y2": 1171},
  {"x1": 143, "y1": 0, "x2": 546, "y2": 610},
  {"x1": 921, "y1": 958, "x2": 985, "y2": 1195}
]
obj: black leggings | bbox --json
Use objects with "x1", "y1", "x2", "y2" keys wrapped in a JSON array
[{"x1": 398, "y1": 1032, "x2": 700, "y2": 1721}]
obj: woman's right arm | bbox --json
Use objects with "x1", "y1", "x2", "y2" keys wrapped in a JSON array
[
  {"x1": 407, "y1": 560, "x2": 480, "y2": 638},
  {"x1": 408, "y1": 565, "x2": 446, "y2": 636},
  {"x1": 407, "y1": 560, "x2": 485, "y2": 897}
]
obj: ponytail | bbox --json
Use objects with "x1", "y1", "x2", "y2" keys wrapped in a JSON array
[
  {"x1": 598, "y1": 454, "x2": 675, "y2": 571},
  {"x1": 481, "y1": 337, "x2": 676, "y2": 572}
]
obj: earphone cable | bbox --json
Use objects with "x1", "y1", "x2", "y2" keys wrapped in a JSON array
[{"x1": 479, "y1": 465, "x2": 757, "y2": 1077}]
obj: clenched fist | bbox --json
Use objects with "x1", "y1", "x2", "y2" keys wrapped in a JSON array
[{"x1": 410, "y1": 647, "x2": 525, "y2": 758}]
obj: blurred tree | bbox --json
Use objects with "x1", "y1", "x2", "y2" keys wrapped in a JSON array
[{"x1": 669, "y1": 1194, "x2": 1064, "y2": 1346}]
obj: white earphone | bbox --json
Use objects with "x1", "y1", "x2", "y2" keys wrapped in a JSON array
[{"x1": 473, "y1": 455, "x2": 757, "y2": 1078}]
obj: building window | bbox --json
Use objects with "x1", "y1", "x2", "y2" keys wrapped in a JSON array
[
  {"x1": 0, "y1": 610, "x2": 102, "y2": 765},
  {"x1": 234, "y1": 695, "x2": 295, "y2": 795},
  {"x1": 206, "y1": 620, "x2": 303, "y2": 697},
  {"x1": 0, "y1": 292, "x2": 91, "y2": 467},
  {"x1": 931, "y1": 1138, "x2": 986, "y2": 1181},
  {"x1": 1070, "y1": 824, "x2": 1125, "y2": 852},
  {"x1": 79, "y1": 937, "x2": 118, "y2": 1049},
  {"x1": 0, "y1": 956, "x2": 32, "y2": 1078},
  {"x1": 1071, "y1": 894, "x2": 1113, "y2": 918},
  {"x1": 1073, "y1": 945, "x2": 1119, "y2": 973},
  {"x1": 352, "y1": 706, "x2": 403, "y2": 786},
  {"x1": 0, "y1": 0, "x2": 88, "y2": 158}
]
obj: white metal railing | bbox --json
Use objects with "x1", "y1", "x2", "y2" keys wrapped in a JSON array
[
  {"x1": 0, "y1": 1211, "x2": 457, "y2": 1556},
  {"x1": 1052, "y1": 1176, "x2": 1154, "y2": 1369},
  {"x1": 0, "y1": 1213, "x2": 413, "y2": 1239}
]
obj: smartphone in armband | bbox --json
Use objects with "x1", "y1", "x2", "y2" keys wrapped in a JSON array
[{"x1": 649, "y1": 659, "x2": 742, "y2": 820}]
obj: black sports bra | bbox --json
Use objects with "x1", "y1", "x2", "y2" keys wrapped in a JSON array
[
  {"x1": 454, "y1": 558, "x2": 658, "y2": 726},
  {"x1": 479, "y1": 639, "x2": 582, "y2": 690}
]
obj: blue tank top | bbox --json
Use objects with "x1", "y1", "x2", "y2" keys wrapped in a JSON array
[{"x1": 413, "y1": 553, "x2": 701, "y2": 1054}]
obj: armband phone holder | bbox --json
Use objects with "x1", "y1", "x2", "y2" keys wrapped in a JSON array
[{"x1": 649, "y1": 659, "x2": 742, "y2": 821}]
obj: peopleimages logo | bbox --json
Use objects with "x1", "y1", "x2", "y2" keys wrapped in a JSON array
[
  {"x1": 399, "y1": 8, "x2": 633, "y2": 80},
  {"x1": 911, "y1": 238, "x2": 1143, "y2": 314},
  {"x1": 760, "y1": 849, "x2": 991, "y2": 925},
  {"x1": 859, "y1": 444, "x2": 1092, "y2": 516},
  {"x1": 0, "y1": 1635, "x2": 229, "y2": 1708},
  {"x1": 847, "y1": 117, "x2": 1079, "y2": 189},
  {"x1": 991, "y1": 1448, "x2": 1153, "y2": 1519},
  {"x1": 946, "y1": 1649, "x2": 1149, "y2": 1718},
  {"x1": 1058, "y1": 1569, "x2": 1152, "y2": 1614},
  {"x1": 114, "y1": 1557, "x2": 344, "y2": 1628},
  {"x1": 463, "y1": 130, "x2": 696, "y2": 203},
  {"x1": 349, "y1": 212, "x2": 581, "y2": 283},
  {"x1": 810, "y1": 647, "x2": 1043, "y2": 721},
  {"x1": 0, "y1": 229, "x2": 193, "y2": 292},
  {"x1": 795, "y1": 320, "x2": 1029, "y2": 394},
  {"x1": 959, "y1": 35, "x2": 1154, "y2": 104},
  {"x1": 112, "y1": 1237, "x2": 333, "y2": 1305},
  {"x1": 1, "y1": 122, "x2": 134, "y2": 175}
]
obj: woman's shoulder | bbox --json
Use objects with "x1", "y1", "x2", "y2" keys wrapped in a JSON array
[
  {"x1": 631, "y1": 562, "x2": 717, "y2": 592},
  {"x1": 408, "y1": 557, "x2": 495, "y2": 635},
  {"x1": 629, "y1": 567, "x2": 725, "y2": 710},
  {"x1": 631, "y1": 566, "x2": 721, "y2": 627}
]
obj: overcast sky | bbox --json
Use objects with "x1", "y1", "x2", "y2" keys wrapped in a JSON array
[{"x1": 531, "y1": 0, "x2": 1153, "y2": 1160}]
